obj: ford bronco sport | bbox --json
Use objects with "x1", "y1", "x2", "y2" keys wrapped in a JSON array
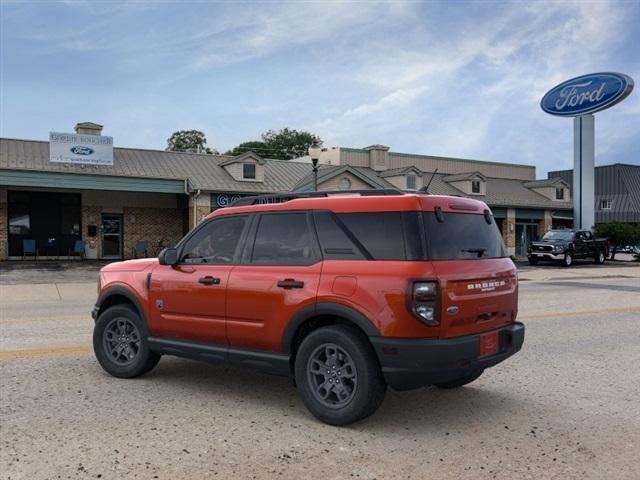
[{"x1": 92, "y1": 191, "x2": 524, "y2": 426}]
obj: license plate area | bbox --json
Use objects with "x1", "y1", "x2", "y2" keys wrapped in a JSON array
[{"x1": 479, "y1": 331, "x2": 499, "y2": 357}]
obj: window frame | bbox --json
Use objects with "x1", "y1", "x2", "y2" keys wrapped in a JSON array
[
  {"x1": 555, "y1": 187, "x2": 564, "y2": 200},
  {"x1": 243, "y1": 163, "x2": 257, "y2": 180},
  {"x1": 600, "y1": 199, "x2": 612, "y2": 210},
  {"x1": 241, "y1": 211, "x2": 322, "y2": 266},
  {"x1": 406, "y1": 174, "x2": 417, "y2": 190},
  {"x1": 471, "y1": 180, "x2": 481, "y2": 194},
  {"x1": 176, "y1": 214, "x2": 250, "y2": 265}
]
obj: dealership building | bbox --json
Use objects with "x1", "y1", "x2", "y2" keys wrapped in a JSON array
[{"x1": 1, "y1": 122, "x2": 576, "y2": 261}]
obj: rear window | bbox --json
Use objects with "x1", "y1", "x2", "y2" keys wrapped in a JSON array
[{"x1": 423, "y1": 212, "x2": 506, "y2": 260}]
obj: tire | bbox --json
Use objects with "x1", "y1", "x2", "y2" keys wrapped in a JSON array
[
  {"x1": 294, "y1": 325, "x2": 386, "y2": 426},
  {"x1": 434, "y1": 370, "x2": 484, "y2": 389},
  {"x1": 93, "y1": 304, "x2": 160, "y2": 378},
  {"x1": 595, "y1": 250, "x2": 606, "y2": 265},
  {"x1": 561, "y1": 252, "x2": 573, "y2": 267},
  {"x1": 527, "y1": 256, "x2": 539, "y2": 266}
]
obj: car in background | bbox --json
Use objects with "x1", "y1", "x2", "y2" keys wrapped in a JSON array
[{"x1": 527, "y1": 230, "x2": 608, "y2": 267}]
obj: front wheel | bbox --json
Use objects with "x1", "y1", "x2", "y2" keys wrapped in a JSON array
[
  {"x1": 294, "y1": 325, "x2": 386, "y2": 426},
  {"x1": 527, "y1": 256, "x2": 539, "y2": 265},
  {"x1": 561, "y1": 252, "x2": 573, "y2": 267},
  {"x1": 434, "y1": 370, "x2": 484, "y2": 389},
  {"x1": 595, "y1": 250, "x2": 606, "y2": 265},
  {"x1": 93, "y1": 305, "x2": 160, "y2": 378}
]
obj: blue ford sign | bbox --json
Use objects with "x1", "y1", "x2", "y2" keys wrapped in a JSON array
[
  {"x1": 541, "y1": 72, "x2": 634, "y2": 116},
  {"x1": 70, "y1": 146, "x2": 95, "y2": 155}
]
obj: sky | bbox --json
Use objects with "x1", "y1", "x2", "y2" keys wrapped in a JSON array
[{"x1": 1, "y1": 0, "x2": 639, "y2": 177}]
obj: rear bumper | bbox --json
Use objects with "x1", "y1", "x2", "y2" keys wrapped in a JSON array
[{"x1": 370, "y1": 322, "x2": 525, "y2": 391}]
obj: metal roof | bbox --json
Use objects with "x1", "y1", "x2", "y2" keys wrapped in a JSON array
[
  {"x1": 293, "y1": 164, "x2": 572, "y2": 210},
  {"x1": 0, "y1": 137, "x2": 311, "y2": 194},
  {"x1": 443, "y1": 171, "x2": 487, "y2": 182}
]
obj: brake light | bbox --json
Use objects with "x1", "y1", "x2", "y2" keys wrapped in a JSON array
[{"x1": 411, "y1": 281, "x2": 439, "y2": 326}]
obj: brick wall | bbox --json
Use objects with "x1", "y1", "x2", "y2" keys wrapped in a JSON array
[{"x1": 123, "y1": 207, "x2": 183, "y2": 259}]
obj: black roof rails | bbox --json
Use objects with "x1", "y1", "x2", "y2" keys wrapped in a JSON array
[{"x1": 229, "y1": 189, "x2": 404, "y2": 207}]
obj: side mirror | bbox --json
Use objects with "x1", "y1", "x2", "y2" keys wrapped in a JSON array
[{"x1": 158, "y1": 247, "x2": 178, "y2": 266}]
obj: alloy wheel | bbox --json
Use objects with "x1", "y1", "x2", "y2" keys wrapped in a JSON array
[
  {"x1": 306, "y1": 343, "x2": 358, "y2": 409},
  {"x1": 103, "y1": 317, "x2": 141, "y2": 366}
]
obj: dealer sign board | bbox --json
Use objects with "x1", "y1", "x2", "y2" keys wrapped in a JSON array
[
  {"x1": 49, "y1": 132, "x2": 114, "y2": 166},
  {"x1": 541, "y1": 72, "x2": 634, "y2": 117}
]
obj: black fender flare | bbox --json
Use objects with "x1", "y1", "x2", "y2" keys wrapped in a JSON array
[
  {"x1": 95, "y1": 285, "x2": 148, "y2": 325},
  {"x1": 281, "y1": 302, "x2": 380, "y2": 354}
]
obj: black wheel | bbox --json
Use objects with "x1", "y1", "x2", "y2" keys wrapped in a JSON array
[
  {"x1": 294, "y1": 325, "x2": 386, "y2": 426},
  {"x1": 93, "y1": 305, "x2": 160, "y2": 378},
  {"x1": 595, "y1": 250, "x2": 606, "y2": 265},
  {"x1": 561, "y1": 252, "x2": 573, "y2": 267},
  {"x1": 434, "y1": 370, "x2": 484, "y2": 389},
  {"x1": 527, "y1": 256, "x2": 539, "y2": 265}
]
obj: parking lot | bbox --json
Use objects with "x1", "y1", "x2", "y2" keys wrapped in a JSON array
[{"x1": 1, "y1": 261, "x2": 639, "y2": 479}]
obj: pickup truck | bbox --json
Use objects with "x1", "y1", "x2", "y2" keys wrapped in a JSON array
[{"x1": 527, "y1": 230, "x2": 608, "y2": 267}]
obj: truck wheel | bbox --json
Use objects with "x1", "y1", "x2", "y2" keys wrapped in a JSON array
[
  {"x1": 595, "y1": 251, "x2": 606, "y2": 265},
  {"x1": 561, "y1": 252, "x2": 573, "y2": 267},
  {"x1": 294, "y1": 325, "x2": 386, "y2": 426},
  {"x1": 527, "y1": 256, "x2": 539, "y2": 266},
  {"x1": 93, "y1": 305, "x2": 160, "y2": 378},
  {"x1": 435, "y1": 370, "x2": 484, "y2": 389}
]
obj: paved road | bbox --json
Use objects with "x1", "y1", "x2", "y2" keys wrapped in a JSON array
[{"x1": 1, "y1": 269, "x2": 639, "y2": 479}]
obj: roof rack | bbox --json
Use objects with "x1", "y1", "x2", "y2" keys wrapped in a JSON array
[{"x1": 229, "y1": 189, "x2": 404, "y2": 207}]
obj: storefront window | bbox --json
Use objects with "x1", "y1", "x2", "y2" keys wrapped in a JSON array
[
  {"x1": 60, "y1": 194, "x2": 81, "y2": 235},
  {"x1": 8, "y1": 192, "x2": 30, "y2": 234}
]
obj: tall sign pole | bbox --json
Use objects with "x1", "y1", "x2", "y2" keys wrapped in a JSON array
[
  {"x1": 573, "y1": 114, "x2": 595, "y2": 229},
  {"x1": 541, "y1": 72, "x2": 633, "y2": 230}
]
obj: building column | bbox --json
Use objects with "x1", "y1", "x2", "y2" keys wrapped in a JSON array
[
  {"x1": 539, "y1": 210, "x2": 553, "y2": 236},
  {"x1": 502, "y1": 208, "x2": 516, "y2": 257},
  {"x1": 188, "y1": 192, "x2": 211, "y2": 230}
]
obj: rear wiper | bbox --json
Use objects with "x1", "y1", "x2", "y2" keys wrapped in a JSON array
[{"x1": 461, "y1": 248, "x2": 487, "y2": 258}]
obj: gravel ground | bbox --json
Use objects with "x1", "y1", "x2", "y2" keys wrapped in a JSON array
[{"x1": 1, "y1": 268, "x2": 639, "y2": 479}]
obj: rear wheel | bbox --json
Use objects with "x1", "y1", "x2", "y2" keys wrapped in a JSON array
[
  {"x1": 561, "y1": 252, "x2": 573, "y2": 267},
  {"x1": 434, "y1": 370, "x2": 484, "y2": 389},
  {"x1": 93, "y1": 305, "x2": 160, "y2": 378},
  {"x1": 294, "y1": 325, "x2": 386, "y2": 426},
  {"x1": 595, "y1": 250, "x2": 606, "y2": 265}
]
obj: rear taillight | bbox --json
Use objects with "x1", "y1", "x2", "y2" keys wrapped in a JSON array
[{"x1": 411, "y1": 281, "x2": 439, "y2": 326}]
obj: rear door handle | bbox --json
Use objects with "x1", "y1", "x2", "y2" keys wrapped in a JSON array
[
  {"x1": 277, "y1": 279, "x2": 304, "y2": 289},
  {"x1": 198, "y1": 276, "x2": 221, "y2": 285}
]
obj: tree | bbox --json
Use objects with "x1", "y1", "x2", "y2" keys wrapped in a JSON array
[
  {"x1": 166, "y1": 130, "x2": 216, "y2": 154},
  {"x1": 225, "y1": 141, "x2": 268, "y2": 157},
  {"x1": 226, "y1": 128, "x2": 322, "y2": 160},
  {"x1": 594, "y1": 222, "x2": 640, "y2": 260}
]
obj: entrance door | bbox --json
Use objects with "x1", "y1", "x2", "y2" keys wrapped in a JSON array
[
  {"x1": 515, "y1": 223, "x2": 539, "y2": 257},
  {"x1": 102, "y1": 214, "x2": 123, "y2": 259}
]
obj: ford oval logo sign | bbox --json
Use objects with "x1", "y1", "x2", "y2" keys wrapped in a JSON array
[
  {"x1": 541, "y1": 72, "x2": 633, "y2": 117},
  {"x1": 70, "y1": 146, "x2": 95, "y2": 155}
]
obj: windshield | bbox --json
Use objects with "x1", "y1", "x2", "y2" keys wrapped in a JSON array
[
  {"x1": 423, "y1": 212, "x2": 506, "y2": 260},
  {"x1": 542, "y1": 231, "x2": 574, "y2": 242}
]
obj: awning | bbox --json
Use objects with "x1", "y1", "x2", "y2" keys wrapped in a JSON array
[{"x1": 0, "y1": 169, "x2": 188, "y2": 194}]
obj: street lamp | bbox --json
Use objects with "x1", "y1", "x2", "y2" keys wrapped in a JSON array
[{"x1": 308, "y1": 140, "x2": 322, "y2": 191}]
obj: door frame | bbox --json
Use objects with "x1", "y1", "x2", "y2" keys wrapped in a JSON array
[{"x1": 101, "y1": 213, "x2": 124, "y2": 259}]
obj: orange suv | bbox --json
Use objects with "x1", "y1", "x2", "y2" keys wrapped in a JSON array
[{"x1": 92, "y1": 190, "x2": 524, "y2": 425}]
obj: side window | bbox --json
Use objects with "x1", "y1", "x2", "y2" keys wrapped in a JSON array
[
  {"x1": 584, "y1": 231, "x2": 593, "y2": 241},
  {"x1": 575, "y1": 232, "x2": 584, "y2": 241},
  {"x1": 337, "y1": 213, "x2": 406, "y2": 260},
  {"x1": 251, "y1": 213, "x2": 317, "y2": 265},
  {"x1": 313, "y1": 211, "x2": 365, "y2": 260},
  {"x1": 181, "y1": 216, "x2": 247, "y2": 264}
]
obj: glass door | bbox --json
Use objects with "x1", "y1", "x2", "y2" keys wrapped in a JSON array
[
  {"x1": 515, "y1": 223, "x2": 539, "y2": 257},
  {"x1": 102, "y1": 214, "x2": 123, "y2": 259}
]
